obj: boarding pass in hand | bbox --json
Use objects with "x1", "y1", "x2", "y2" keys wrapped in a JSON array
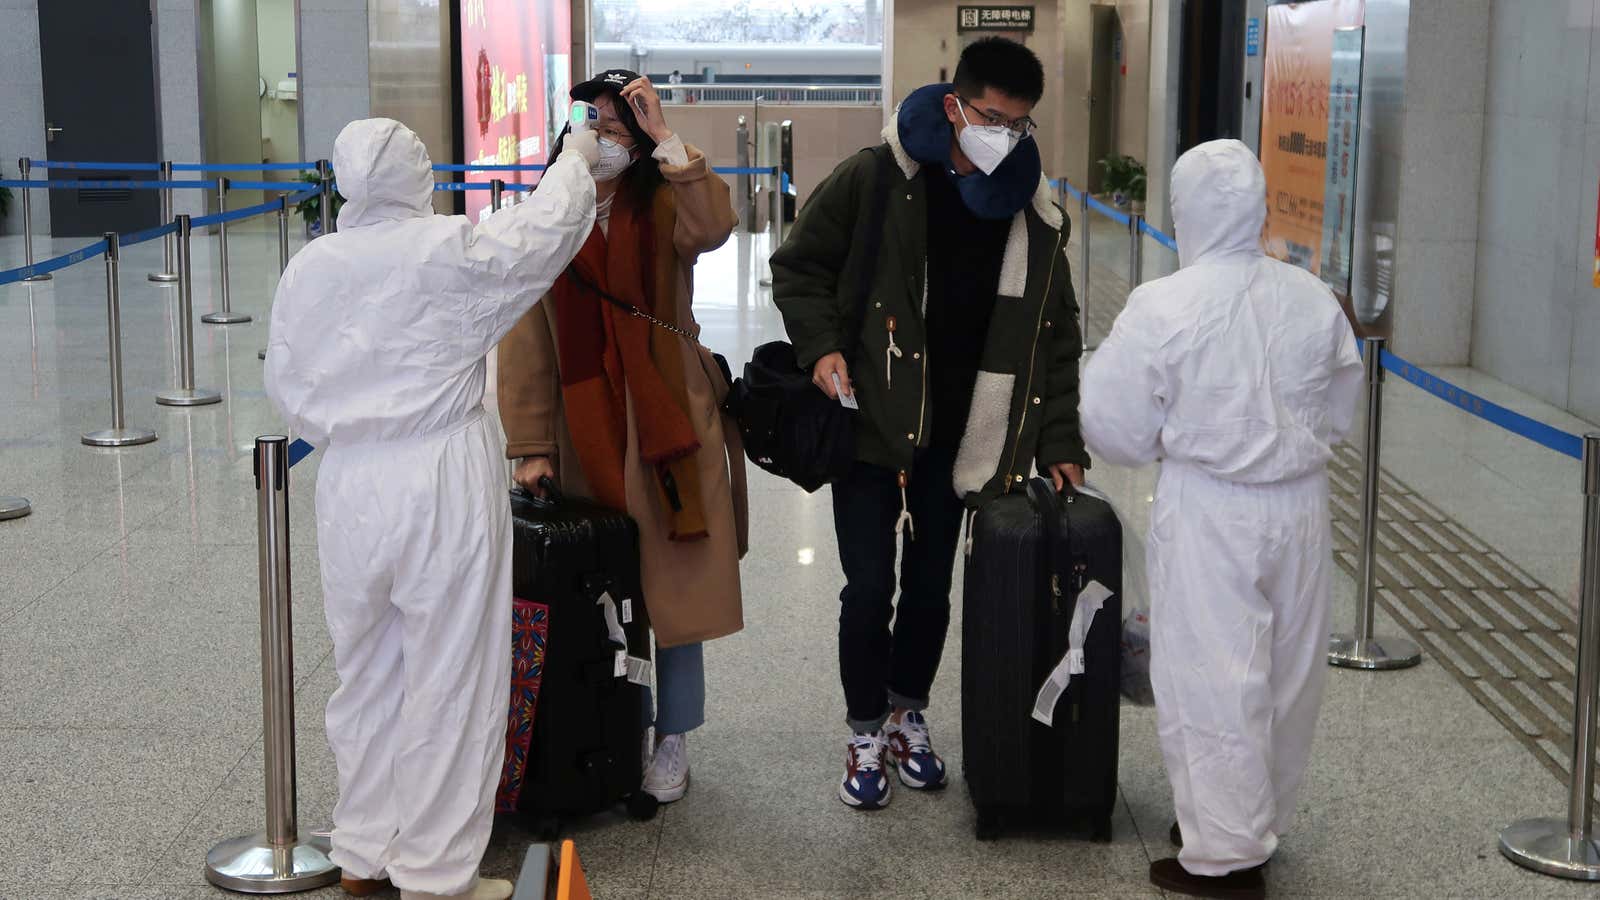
[{"x1": 833, "y1": 373, "x2": 859, "y2": 410}]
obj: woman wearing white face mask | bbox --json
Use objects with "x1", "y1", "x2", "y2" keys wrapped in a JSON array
[{"x1": 496, "y1": 70, "x2": 747, "y2": 806}]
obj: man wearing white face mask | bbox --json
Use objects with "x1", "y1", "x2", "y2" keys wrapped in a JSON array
[{"x1": 772, "y1": 37, "x2": 1088, "y2": 811}]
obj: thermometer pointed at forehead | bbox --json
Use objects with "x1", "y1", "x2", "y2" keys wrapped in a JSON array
[{"x1": 569, "y1": 100, "x2": 599, "y2": 132}]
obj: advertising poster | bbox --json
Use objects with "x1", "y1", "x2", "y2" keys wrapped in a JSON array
[
  {"x1": 1259, "y1": 0, "x2": 1364, "y2": 277},
  {"x1": 458, "y1": 0, "x2": 571, "y2": 223},
  {"x1": 1318, "y1": 27, "x2": 1364, "y2": 297}
]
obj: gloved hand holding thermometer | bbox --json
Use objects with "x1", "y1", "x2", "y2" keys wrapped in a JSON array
[{"x1": 565, "y1": 101, "x2": 602, "y2": 169}]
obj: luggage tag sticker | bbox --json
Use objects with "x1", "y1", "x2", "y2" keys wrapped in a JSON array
[
  {"x1": 1031, "y1": 580, "x2": 1112, "y2": 727},
  {"x1": 621, "y1": 598, "x2": 634, "y2": 624},
  {"x1": 615, "y1": 649, "x2": 629, "y2": 678},
  {"x1": 1078, "y1": 579, "x2": 1113, "y2": 609},
  {"x1": 626, "y1": 655, "x2": 653, "y2": 687},
  {"x1": 833, "y1": 373, "x2": 860, "y2": 410},
  {"x1": 596, "y1": 592, "x2": 627, "y2": 646}
]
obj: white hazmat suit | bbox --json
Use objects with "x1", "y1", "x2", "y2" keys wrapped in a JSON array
[
  {"x1": 1079, "y1": 140, "x2": 1362, "y2": 876},
  {"x1": 264, "y1": 118, "x2": 596, "y2": 897}
]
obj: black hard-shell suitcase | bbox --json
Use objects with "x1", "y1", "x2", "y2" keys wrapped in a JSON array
[
  {"x1": 508, "y1": 482, "x2": 659, "y2": 834},
  {"x1": 961, "y1": 478, "x2": 1122, "y2": 841}
]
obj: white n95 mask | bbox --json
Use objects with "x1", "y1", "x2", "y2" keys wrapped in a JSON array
[
  {"x1": 592, "y1": 137, "x2": 636, "y2": 182},
  {"x1": 957, "y1": 103, "x2": 1020, "y2": 176}
]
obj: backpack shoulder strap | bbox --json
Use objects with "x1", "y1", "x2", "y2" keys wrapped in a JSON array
[{"x1": 848, "y1": 145, "x2": 897, "y2": 346}]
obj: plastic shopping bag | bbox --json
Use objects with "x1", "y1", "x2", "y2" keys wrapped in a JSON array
[{"x1": 1074, "y1": 483, "x2": 1155, "y2": 705}]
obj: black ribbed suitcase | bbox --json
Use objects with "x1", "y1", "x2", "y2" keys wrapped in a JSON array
[
  {"x1": 961, "y1": 478, "x2": 1122, "y2": 841},
  {"x1": 508, "y1": 483, "x2": 658, "y2": 834}
]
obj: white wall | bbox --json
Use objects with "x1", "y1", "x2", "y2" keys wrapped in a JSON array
[
  {"x1": 299, "y1": 0, "x2": 371, "y2": 162},
  {"x1": 1470, "y1": 0, "x2": 1600, "y2": 419},
  {"x1": 258, "y1": 0, "x2": 299, "y2": 178},
  {"x1": 1109, "y1": 0, "x2": 1149, "y2": 163},
  {"x1": 0, "y1": 0, "x2": 46, "y2": 235},
  {"x1": 1387, "y1": 0, "x2": 1489, "y2": 364},
  {"x1": 1139, "y1": 0, "x2": 1179, "y2": 279},
  {"x1": 202, "y1": 0, "x2": 267, "y2": 207},
  {"x1": 156, "y1": 0, "x2": 207, "y2": 218}
]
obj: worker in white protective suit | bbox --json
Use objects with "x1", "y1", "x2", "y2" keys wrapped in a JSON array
[
  {"x1": 264, "y1": 118, "x2": 598, "y2": 900},
  {"x1": 1079, "y1": 139, "x2": 1362, "y2": 900}
]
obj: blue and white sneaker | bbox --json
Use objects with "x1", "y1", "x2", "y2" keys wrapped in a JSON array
[
  {"x1": 884, "y1": 711, "x2": 948, "y2": 790},
  {"x1": 838, "y1": 731, "x2": 892, "y2": 810}
]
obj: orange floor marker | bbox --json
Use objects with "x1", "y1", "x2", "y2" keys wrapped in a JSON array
[{"x1": 554, "y1": 839, "x2": 592, "y2": 900}]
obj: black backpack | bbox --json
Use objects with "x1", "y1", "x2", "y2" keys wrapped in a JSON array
[{"x1": 724, "y1": 146, "x2": 894, "y2": 493}]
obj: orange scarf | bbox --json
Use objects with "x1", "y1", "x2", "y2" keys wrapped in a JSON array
[{"x1": 550, "y1": 188, "x2": 709, "y2": 541}]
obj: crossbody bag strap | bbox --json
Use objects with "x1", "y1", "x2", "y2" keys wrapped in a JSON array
[
  {"x1": 844, "y1": 146, "x2": 897, "y2": 355},
  {"x1": 565, "y1": 267, "x2": 698, "y2": 341}
]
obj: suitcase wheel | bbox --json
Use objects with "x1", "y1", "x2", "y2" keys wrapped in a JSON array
[
  {"x1": 1090, "y1": 817, "x2": 1113, "y2": 843},
  {"x1": 626, "y1": 791, "x2": 661, "y2": 821},
  {"x1": 974, "y1": 807, "x2": 1002, "y2": 842}
]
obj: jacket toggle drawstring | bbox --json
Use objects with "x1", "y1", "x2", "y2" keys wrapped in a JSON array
[
  {"x1": 895, "y1": 470, "x2": 916, "y2": 539},
  {"x1": 885, "y1": 315, "x2": 903, "y2": 390}
]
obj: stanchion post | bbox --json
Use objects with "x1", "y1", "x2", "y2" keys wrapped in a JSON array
[
  {"x1": 149, "y1": 161, "x2": 178, "y2": 282},
  {"x1": 83, "y1": 233, "x2": 157, "y2": 447},
  {"x1": 277, "y1": 195, "x2": 290, "y2": 274},
  {"x1": 0, "y1": 497, "x2": 31, "y2": 521},
  {"x1": 18, "y1": 157, "x2": 52, "y2": 283},
  {"x1": 1328, "y1": 337, "x2": 1421, "y2": 670},
  {"x1": 205, "y1": 436, "x2": 337, "y2": 894},
  {"x1": 776, "y1": 119, "x2": 793, "y2": 247},
  {"x1": 260, "y1": 196, "x2": 290, "y2": 362},
  {"x1": 491, "y1": 178, "x2": 505, "y2": 212},
  {"x1": 317, "y1": 159, "x2": 333, "y2": 236},
  {"x1": 1079, "y1": 190, "x2": 1094, "y2": 350},
  {"x1": 158, "y1": 215, "x2": 221, "y2": 407},
  {"x1": 1499, "y1": 432, "x2": 1600, "y2": 880},
  {"x1": 736, "y1": 116, "x2": 755, "y2": 232},
  {"x1": 202, "y1": 177, "x2": 251, "y2": 325},
  {"x1": 1127, "y1": 214, "x2": 1144, "y2": 290}
]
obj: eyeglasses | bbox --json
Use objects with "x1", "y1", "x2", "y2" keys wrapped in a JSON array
[
  {"x1": 596, "y1": 122, "x2": 636, "y2": 146},
  {"x1": 957, "y1": 95, "x2": 1037, "y2": 139}
]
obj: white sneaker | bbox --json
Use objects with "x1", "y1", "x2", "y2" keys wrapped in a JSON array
[
  {"x1": 400, "y1": 877, "x2": 513, "y2": 900},
  {"x1": 642, "y1": 733, "x2": 690, "y2": 802}
]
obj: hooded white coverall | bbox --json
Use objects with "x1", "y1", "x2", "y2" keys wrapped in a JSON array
[
  {"x1": 264, "y1": 118, "x2": 595, "y2": 895},
  {"x1": 1079, "y1": 140, "x2": 1363, "y2": 876}
]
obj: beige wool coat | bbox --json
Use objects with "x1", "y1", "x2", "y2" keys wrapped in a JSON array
[{"x1": 497, "y1": 144, "x2": 747, "y2": 648}]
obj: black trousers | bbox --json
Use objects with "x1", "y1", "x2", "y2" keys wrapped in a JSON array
[{"x1": 832, "y1": 444, "x2": 967, "y2": 732}]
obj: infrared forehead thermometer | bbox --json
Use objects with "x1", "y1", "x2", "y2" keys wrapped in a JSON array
[{"x1": 569, "y1": 100, "x2": 599, "y2": 132}]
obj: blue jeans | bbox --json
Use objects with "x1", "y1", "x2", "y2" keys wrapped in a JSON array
[{"x1": 641, "y1": 641, "x2": 705, "y2": 735}]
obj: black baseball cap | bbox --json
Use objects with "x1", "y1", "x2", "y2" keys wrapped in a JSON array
[{"x1": 571, "y1": 69, "x2": 640, "y2": 102}]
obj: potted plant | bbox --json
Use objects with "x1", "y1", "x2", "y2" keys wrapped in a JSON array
[
  {"x1": 1098, "y1": 154, "x2": 1147, "y2": 215},
  {"x1": 295, "y1": 170, "x2": 344, "y2": 237}
]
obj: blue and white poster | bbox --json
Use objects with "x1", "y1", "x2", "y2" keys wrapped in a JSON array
[{"x1": 1319, "y1": 26, "x2": 1364, "y2": 297}]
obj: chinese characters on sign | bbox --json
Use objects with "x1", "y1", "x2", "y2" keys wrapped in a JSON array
[
  {"x1": 957, "y1": 6, "x2": 1035, "y2": 33},
  {"x1": 1318, "y1": 27, "x2": 1364, "y2": 298},
  {"x1": 1259, "y1": 0, "x2": 1364, "y2": 281}
]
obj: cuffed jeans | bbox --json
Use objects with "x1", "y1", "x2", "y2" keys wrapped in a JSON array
[{"x1": 640, "y1": 641, "x2": 705, "y2": 735}]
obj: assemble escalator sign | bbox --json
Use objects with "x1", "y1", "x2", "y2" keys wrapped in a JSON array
[{"x1": 958, "y1": 6, "x2": 1034, "y2": 33}]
